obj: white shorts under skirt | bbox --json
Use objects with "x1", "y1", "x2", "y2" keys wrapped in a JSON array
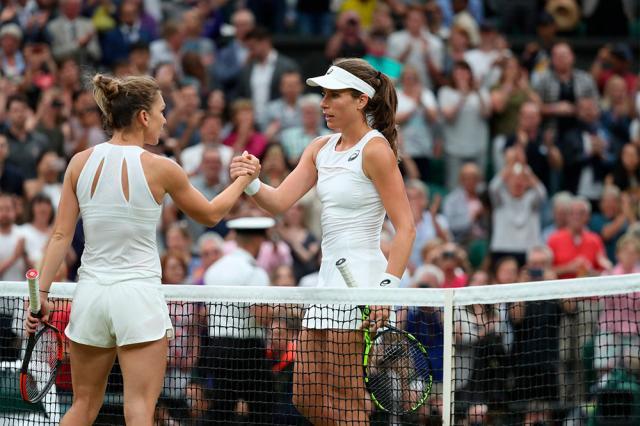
[
  {"x1": 302, "y1": 305, "x2": 396, "y2": 330},
  {"x1": 65, "y1": 281, "x2": 173, "y2": 348}
]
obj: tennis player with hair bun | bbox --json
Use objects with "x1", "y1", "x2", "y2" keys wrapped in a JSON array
[
  {"x1": 230, "y1": 58, "x2": 415, "y2": 424},
  {"x1": 24, "y1": 74, "x2": 260, "y2": 425}
]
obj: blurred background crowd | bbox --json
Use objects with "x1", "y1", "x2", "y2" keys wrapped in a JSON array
[{"x1": 0, "y1": 0, "x2": 638, "y2": 424}]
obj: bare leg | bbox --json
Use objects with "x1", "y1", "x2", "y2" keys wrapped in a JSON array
[
  {"x1": 60, "y1": 342, "x2": 117, "y2": 426},
  {"x1": 293, "y1": 328, "x2": 335, "y2": 425},
  {"x1": 327, "y1": 330, "x2": 371, "y2": 425},
  {"x1": 118, "y1": 337, "x2": 168, "y2": 426}
]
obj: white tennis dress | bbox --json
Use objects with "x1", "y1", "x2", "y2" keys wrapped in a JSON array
[
  {"x1": 65, "y1": 143, "x2": 173, "y2": 347},
  {"x1": 303, "y1": 130, "x2": 390, "y2": 329}
]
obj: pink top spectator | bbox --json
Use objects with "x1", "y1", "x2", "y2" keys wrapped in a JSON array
[
  {"x1": 599, "y1": 265, "x2": 640, "y2": 334},
  {"x1": 442, "y1": 273, "x2": 468, "y2": 288},
  {"x1": 222, "y1": 132, "x2": 268, "y2": 157}
]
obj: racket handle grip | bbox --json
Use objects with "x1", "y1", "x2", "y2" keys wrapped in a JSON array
[
  {"x1": 336, "y1": 258, "x2": 358, "y2": 288},
  {"x1": 26, "y1": 269, "x2": 40, "y2": 315}
]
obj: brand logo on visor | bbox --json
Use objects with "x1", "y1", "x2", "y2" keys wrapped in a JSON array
[{"x1": 326, "y1": 69, "x2": 333, "y2": 74}]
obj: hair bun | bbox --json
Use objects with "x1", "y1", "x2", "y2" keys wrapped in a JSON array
[{"x1": 93, "y1": 74, "x2": 120, "y2": 99}]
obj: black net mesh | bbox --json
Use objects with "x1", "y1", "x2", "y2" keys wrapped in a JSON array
[
  {"x1": 452, "y1": 296, "x2": 640, "y2": 426},
  {"x1": 0, "y1": 287, "x2": 638, "y2": 425}
]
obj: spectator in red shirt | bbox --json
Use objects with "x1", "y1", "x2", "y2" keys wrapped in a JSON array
[
  {"x1": 548, "y1": 196, "x2": 612, "y2": 279},
  {"x1": 590, "y1": 43, "x2": 637, "y2": 95}
]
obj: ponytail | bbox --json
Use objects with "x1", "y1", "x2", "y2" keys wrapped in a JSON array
[{"x1": 367, "y1": 71, "x2": 398, "y2": 157}]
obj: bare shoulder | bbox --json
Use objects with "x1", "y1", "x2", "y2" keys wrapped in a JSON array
[
  {"x1": 363, "y1": 137, "x2": 398, "y2": 177},
  {"x1": 363, "y1": 137, "x2": 396, "y2": 162},
  {"x1": 140, "y1": 151, "x2": 184, "y2": 176},
  {"x1": 305, "y1": 134, "x2": 333, "y2": 163},
  {"x1": 66, "y1": 147, "x2": 95, "y2": 185}
]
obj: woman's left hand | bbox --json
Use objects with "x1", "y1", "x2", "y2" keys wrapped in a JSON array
[{"x1": 363, "y1": 305, "x2": 390, "y2": 333}]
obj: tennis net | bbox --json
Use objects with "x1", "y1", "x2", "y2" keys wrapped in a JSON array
[{"x1": 0, "y1": 273, "x2": 638, "y2": 425}]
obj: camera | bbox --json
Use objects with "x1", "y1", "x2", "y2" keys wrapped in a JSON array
[
  {"x1": 528, "y1": 268, "x2": 544, "y2": 279},
  {"x1": 346, "y1": 17, "x2": 358, "y2": 27},
  {"x1": 441, "y1": 250, "x2": 456, "y2": 259}
]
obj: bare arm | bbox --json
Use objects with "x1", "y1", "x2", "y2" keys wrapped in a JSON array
[
  {"x1": 158, "y1": 155, "x2": 258, "y2": 226},
  {"x1": 230, "y1": 136, "x2": 328, "y2": 215},
  {"x1": 37, "y1": 152, "x2": 86, "y2": 294},
  {"x1": 364, "y1": 138, "x2": 416, "y2": 278}
]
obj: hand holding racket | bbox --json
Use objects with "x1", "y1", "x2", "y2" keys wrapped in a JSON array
[
  {"x1": 335, "y1": 258, "x2": 433, "y2": 416},
  {"x1": 24, "y1": 270, "x2": 51, "y2": 334},
  {"x1": 20, "y1": 269, "x2": 63, "y2": 403}
]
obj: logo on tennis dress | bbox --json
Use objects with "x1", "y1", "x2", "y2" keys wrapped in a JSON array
[
  {"x1": 348, "y1": 150, "x2": 360, "y2": 161},
  {"x1": 379, "y1": 278, "x2": 392, "y2": 287}
]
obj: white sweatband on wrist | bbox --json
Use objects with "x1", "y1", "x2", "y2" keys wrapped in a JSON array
[
  {"x1": 378, "y1": 272, "x2": 401, "y2": 288},
  {"x1": 244, "y1": 179, "x2": 261, "y2": 196}
]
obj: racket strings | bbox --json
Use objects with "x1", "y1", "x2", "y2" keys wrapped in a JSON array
[
  {"x1": 24, "y1": 327, "x2": 60, "y2": 400},
  {"x1": 366, "y1": 331, "x2": 432, "y2": 414}
]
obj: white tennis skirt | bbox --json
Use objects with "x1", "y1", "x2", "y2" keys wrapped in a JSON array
[
  {"x1": 65, "y1": 281, "x2": 173, "y2": 348},
  {"x1": 302, "y1": 250, "x2": 395, "y2": 330}
]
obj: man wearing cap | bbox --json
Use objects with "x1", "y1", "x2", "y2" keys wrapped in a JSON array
[
  {"x1": 590, "y1": 43, "x2": 637, "y2": 94},
  {"x1": 0, "y1": 23, "x2": 26, "y2": 81},
  {"x1": 201, "y1": 217, "x2": 275, "y2": 424}
]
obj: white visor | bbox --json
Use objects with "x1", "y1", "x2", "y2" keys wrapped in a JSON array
[{"x1": 306, "y1": 66, "x2": 376, "y2": 98}]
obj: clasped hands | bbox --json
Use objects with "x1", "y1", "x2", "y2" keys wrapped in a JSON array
[{"x1": 231, "y1": 151, "x2": 261, "y2": 182}]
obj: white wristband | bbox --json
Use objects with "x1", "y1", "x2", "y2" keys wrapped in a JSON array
[
  {"x1": 378, "y1": 272, "x2": 401, "y2": 288},
  {"x1": 243, "y1": 179, "x2": 261, "y2": 196}
]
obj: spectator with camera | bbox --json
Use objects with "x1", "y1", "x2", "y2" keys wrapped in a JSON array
[
  {"x1": 325, "y1": 10, "x2": 367, "y2": 61},
  {"x1": 489, "y1": 156, "x2": 547, "y2": 267}
]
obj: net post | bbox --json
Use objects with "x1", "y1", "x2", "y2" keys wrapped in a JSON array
[{"x1": 442, "y1": 289, "x2": 455, "y2": 426}]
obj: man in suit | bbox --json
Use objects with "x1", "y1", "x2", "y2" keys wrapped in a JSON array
[
  {"x1": 213, "y1": 8, "x2": 255, "y2": 100},
  {"x1": 237, "y1": 26, "x2": 299, "y2": 128},
  {"x1": 46, "y1": 0, "x2": 100, "y2": 65}
]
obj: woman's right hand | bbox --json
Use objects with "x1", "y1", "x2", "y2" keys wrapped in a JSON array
[
  {"x1": 230, "y1": 151, "x2": 261, "y2": 182},
  {"x1": 24, "y1": 298, "x2": 52, "y2": 334}
]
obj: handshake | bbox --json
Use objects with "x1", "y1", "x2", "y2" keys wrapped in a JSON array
[{"x1": 230, "y1": 151, "x2": 262, "y2": 195}]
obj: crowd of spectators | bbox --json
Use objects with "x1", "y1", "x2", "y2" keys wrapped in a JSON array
[{"x1": 0, "y1": 0, "x2": 639, "y2": 424}]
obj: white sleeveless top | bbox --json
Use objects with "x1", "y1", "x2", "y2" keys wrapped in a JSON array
[
  {"x1": 76, "y1": 143, "x2": 162, "y2": 286},
  {"x1": 315, "y1": 129, "x2": 387, "y2": 288}
]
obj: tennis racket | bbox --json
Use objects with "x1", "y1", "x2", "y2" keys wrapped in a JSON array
[
  {"x1": 335, "y1": 258, "x2": 433, "y2": 416},
  {"x1": 20, "y1": 269, "x2": 63, "y2": 403}
]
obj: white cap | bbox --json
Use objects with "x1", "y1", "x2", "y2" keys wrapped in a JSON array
[
  {"x1": 0, "y1": 23, "x2": 22, "y2": 41},
  {"x1": 307, "y1": 66, "x2": 376, "y2": 98},
  {"x1": 227, "y1": 217, "x2": 275, "y2": 231}
]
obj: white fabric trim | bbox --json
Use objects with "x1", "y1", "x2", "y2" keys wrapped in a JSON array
[
  {"x1": 2, "y1": 273, "x2": 640, "y2": 306},
  {"x1": 307, "y1": 66, "x2": 376, "y2": 98}
]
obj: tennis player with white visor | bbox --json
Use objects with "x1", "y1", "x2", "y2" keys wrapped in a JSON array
[{"x1": 230, "y1": 58, "x2": 415, "y2": 425}]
